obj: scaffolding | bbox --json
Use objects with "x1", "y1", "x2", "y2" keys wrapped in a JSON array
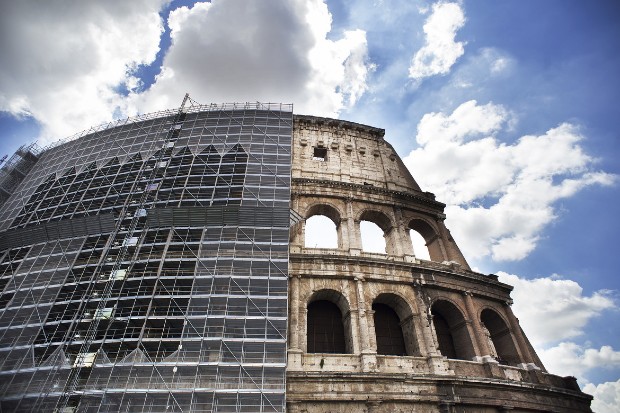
[
  {"x1": 0, "y1": 143, "x2": 42, "y2": 208},
  {"x1": 0, "y1": 102, "x2": 293, "y2": 412}
]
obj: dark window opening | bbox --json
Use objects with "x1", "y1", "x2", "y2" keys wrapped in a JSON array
[
  {"x1": 373, "y1": 303, "x2": 406, "y2": 356},
  {"x1": 307, "y1": 300, "x2": 346, "y2": 353},
  {"x1": 313, "y1": 147, "x2": 328, "y2": 161},
  {"x1": 481, "y1": 309, "x2": 521, "y2": 365},
  {"x1": 432, "y1": 311, "x2": 457, "y2": 359}
]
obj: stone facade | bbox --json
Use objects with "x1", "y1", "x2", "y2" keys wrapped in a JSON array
[{"x1": 287, "y1": 115, "x2": 592, "y2": 412}]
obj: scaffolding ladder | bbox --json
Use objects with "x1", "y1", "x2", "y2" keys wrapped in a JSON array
[{"x1": 52, "y1": 96, "x2": 191, "y2": 412}]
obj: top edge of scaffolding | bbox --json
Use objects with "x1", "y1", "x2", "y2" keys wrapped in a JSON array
[{"x1": 37, "y1": 101, "x2": 294, "y2": 155}]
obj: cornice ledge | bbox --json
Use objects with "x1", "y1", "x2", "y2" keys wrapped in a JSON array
[
  {"x1": 292, "y1": 178, "x2": 445, "y2": 209},
  {"x1": 290, "y1": 252, "x2": 509, "y2": 291},
  {"x1": 293, "y1": 114, "x2": 385, "y2": 138}
]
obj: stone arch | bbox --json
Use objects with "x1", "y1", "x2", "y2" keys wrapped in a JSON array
[
  {"x1": 372, "y1": 293, "x2": 419, "y2": 356},
  {"x1": 430, "y1": 299, "x2": 476, "y2": 360},
  {"x1": 307, "y1": 289, "x2": 353, "y2": 354},
  {"x1": 408, "y1": 218, "x2": 445, "y2": 262},
  {"x1": 304, "y1": 203, "x2": 342, "y2": 249},
  {"x1": 358, "y1": 209, "x2": 392, "y2": 232},
  {"x1": 480, "y1": 308, "x2": 521, "y2": 365},
  {"x1": 358, "y1": 209, "x2": 394, "y2": 254},
  {"x1": 306, "y1": 203, "x2": 342, "y2": 223}
]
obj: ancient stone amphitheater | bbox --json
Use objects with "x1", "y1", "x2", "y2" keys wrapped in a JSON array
[{"x1": 287, "y1": 115, "x2": 592, "y2": 413}]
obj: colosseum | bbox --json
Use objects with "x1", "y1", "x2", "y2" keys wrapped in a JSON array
[{"x1": 0, "y1": 102, "x2": 592, "y2": 412}]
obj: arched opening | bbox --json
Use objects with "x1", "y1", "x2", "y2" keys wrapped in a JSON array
[
  {"x1": 408, "y1": 219, "x2": 443, "y2": 262},
  {"x1": 372, "y1": 303, "x2": 406, "y2": 356},
  {"x1": 359, "y1": 210, "x2": 392, "y2": 254},
  {"x1": 432, "y1": 312, "x2": 457, "y2": 358},
  {"x1": 304, "y1": 204, "x2": 340, "y2": 249},
  {"x1": 480, "y1": 309, "x2": 521, "y2": 365},
  {"x1": 373, "y1": 293, "x2": 419, "y2": 356},
  {"x1": 305, "y1": 215, "x2": 337, "y2": 248},
  {"x1": 360, "y1": 221, "x2": 386, "y2": 253},
  {"x1": 431, "y1": 300, "x2": 475, "y2": 360},
  {"x1": 409, "y1": 229, "x2": 430, "y2": 260},
  {"x1": 307, "y1": 301, "x2": 347, "y2": 353}
]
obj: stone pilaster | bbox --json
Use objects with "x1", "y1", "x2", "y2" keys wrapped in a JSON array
[
  {"x1": 394, "y1": 207, "x2": 414, "y2": 258},
  {"x1": 462, "y1": 291, "x2": 494, "y2": 362},
  {"x1": 355, "y1": 276, "x2": 377, "y2": 371},
  {"x1": 289, "y1": 274, "x2": 302, "y2": 351},
  {"x1": 346, "y1": 199, "x2": 362, "y2": 254},
  {"x1": 505, "y1": 302, "x2": 537, "y2": 367}
]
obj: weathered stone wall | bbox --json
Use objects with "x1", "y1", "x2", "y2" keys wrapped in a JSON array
[
  {"x1": 293, "y1": 115, "x2": 420, "y2": 193},
  {"x1": 287, "y1": 115, "x2": 592, "y2": 412}
]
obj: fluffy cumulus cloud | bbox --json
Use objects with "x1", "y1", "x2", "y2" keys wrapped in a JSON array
[
  {"x1": 497, "y1": 272, "x2": 614, "y2": 347},
  {"x1": 404, "y1": 100, "x2": 616, "y2": 261},
  {"x1": 133, "y1": 0, "x2": 373, "y2": 117},
  {"x1": 409, "y1": 2, "x2": 466, "y2": 81},
  {"x1": 584, "y1": 380, "x2": 620, "y2": 413},
  {"x1": 0, "y1": 0, "x2": 373, "y2": 143},
  {"x1": 0, "y1": 0, "x2": 166, "y2": 142},
  {"x1": 498, "y1": 271, "x2": 620, "y2": 411},
  {"x1": 538, "y1": 343, "x2": 620, "y2": 380},
  {"x1": 539, "y1": 342, "x2": 620, "y2": 412}
]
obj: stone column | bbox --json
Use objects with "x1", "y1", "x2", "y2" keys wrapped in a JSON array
[
  {"x1": 434, "y1": 235, "x2": 449, "y2": 262},
  {"x1": 382, "y1": 209, "x2": 402, "y2": 257},
  {"x1": 302, "y1": 307, "x2": 308, "y2": 353},
  {"x1": 394, "y1": 207, "x2": 414, "y2": 258},
  {"x1": 346, "y1": 308, "x2": 360, "y2": 355},
  {"x1": 462, "y1": 291, "x2": 493, "y2": 362},
  {"x1": 287, "y1": 275, "x2": 304, "y2": 371},
  {"x1": 413, "y1": 283, "x2": 453, "y2": 375},
  {"x1": 297, "y1": 220, "x2": 306, "y2": 250},
  {"x1": 504, "y1": 303, "x2": 536, "y2": 366},
  {"x1": 437, "y1": 220, "x2": 470, "y2": 269},
  {"x1": 384, "y1": 226, "x2": 402, "y2": 257},
  {"x1": 462, "y1": 320, "x2": 482, "y2": 360},
  {"x1": 355, "y1": 276, "x2": 377, "y2": 371},
  {"x1": 355, "y1": 277, "x2": 372, "y2": 352},
  {"x1": 288, "y1": 275, "x2": 302, "y2": 351},
  {"x1": 346, "y1": 199, "x2": 362, "y2": 255},
  {"x1": 407, "y1": 286, "x2": 429, "y2": 357},
  {"x1": 413, "y1": 285, "x2": 439, "y2": 357},
  {"x1": 366, "y1": 308, "x2": 377, "y2": 351},
  {"x1": 338, "y1": 217, "x2": 351, "y2": 251},
  {"x1": 289, "y1": 193, "x2": 304, "y2": 253}
]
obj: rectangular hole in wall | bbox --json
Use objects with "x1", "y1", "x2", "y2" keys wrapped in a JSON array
[{"x1": 312, "y1": 147, "x2": 327, "y2": 161}]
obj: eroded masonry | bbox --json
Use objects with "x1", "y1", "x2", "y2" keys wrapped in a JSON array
[{"x1": 0, "y1": 103, "x2": 592, "y2": 412}]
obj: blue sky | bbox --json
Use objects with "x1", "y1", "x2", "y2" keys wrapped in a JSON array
[{"x1": 1, "y1": 0, "x2": 619, "y2": 410}]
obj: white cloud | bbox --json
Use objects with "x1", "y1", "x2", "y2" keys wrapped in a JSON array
[
  {"x1": 497, "y1": 272, "x2": 615, "y2": 347},
  {"x1": 133, "y1": 0, "x2": 373, "y2": 117},
  {"x1": 584, "y1": 380, "x2": 620, "y2": 413},
  {"x1": 409, "y1": 2, "x2": 466, "y2": 81},
  {"x1": 415, "y1": 99, "x2": 508, "y2": 146},
  {"x1": 404, "y1": 100, "x2": 616, "y2": 261},
  {"x1": 538, "y1": 343, "x2": 620, "y2": 381},
  {"x1": 490, "y1": 56, "x2": 510, "y2": 74},
  {"x1": 0, "y1": 0, "x2": 373, "y2": 143},
  {"x1": 497, "y1": 271, "x2": 619, "y2": 402},
  {"x1": 451, "y1": 48, "x2": 515, "y2": 89},
  {"x1": 0, "y1": 0, "x2": 167, "y2": 143}
]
